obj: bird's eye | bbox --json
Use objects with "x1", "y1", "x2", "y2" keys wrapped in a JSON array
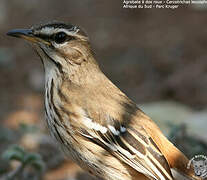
[{"x1": 53, "y1": 32, "x2": 67, "y2": 44}]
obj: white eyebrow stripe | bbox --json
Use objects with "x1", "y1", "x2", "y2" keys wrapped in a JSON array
[
  {"x1": 39, "y1": 27, "x2": 54, "y2": 35},
  {"x1": 38, "y1": 27, "x2": 79, "y2": 36},
  {"x1": 58, "y1": 29, "x2": 78, "y2": 36},
  {"x1": 37, "y1": 27, "x2": 88, "y2": 42}
]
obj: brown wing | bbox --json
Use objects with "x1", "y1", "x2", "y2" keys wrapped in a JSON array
[{"x1": 79, "y1": 118, "x2": 174, "y2": 180}]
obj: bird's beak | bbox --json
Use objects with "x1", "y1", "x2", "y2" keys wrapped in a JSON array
[
  {"x1": 7, "y1": 29, "x2": 50, "y2": 45},
  {"x1": 7, "y1": 29, "x2": 37, "y2": 43}
]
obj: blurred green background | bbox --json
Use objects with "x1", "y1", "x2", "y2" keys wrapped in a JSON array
[{"x1": 0, "y1": 1, "x2": 207, "y2": 180}]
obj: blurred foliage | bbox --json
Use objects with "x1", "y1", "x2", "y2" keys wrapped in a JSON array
[
  {"x1": 18, "y1": 123, "x2": 39, "y2": 134},
  {"x1": 1, "y1": 145, "x2": 45, "y2": 180},
  {"x1": 0, "y1": 123, "x2": 45, "y2": 180}
]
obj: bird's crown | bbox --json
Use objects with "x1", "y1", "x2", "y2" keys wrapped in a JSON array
[{"x1": 32, "y1": 22, "x2": 88, "y2": 43}]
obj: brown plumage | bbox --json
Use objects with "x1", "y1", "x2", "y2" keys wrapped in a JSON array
[{"x1": 7, "y1": 22, "x2": 200, "y2": 180}]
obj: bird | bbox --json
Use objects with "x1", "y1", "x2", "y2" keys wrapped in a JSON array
[{"x1": 7, "y1": 22, "x2": 200, "y2": 180}]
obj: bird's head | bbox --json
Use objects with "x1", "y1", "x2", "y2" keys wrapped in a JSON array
[{"x1": 7, "y1": 22, "x2": 98, "y2": 78}]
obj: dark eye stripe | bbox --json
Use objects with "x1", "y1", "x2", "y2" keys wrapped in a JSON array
[
  {"x1": 35, "y1": 34, "x2": 52, "y2": 41},
  {"x1": 34, "y1": 33, "x2": 75, "y2": 43}
]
